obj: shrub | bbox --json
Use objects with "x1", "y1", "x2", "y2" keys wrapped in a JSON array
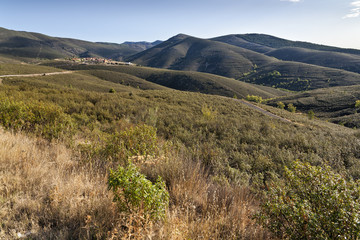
[
  {"x1": 287, "y1": 103, "x2": 296, "y2": 113},
  {"x1": 355, "y1": 100, "x2": 360, "y2": 108},
  {"x1": 308, "y1": 110, "x2": 315, "y2": 120},
  {"x1": 104, "y1": 124, "x2": 159, "y2": 161},
  {"x1": 277, "y1": 101, "x2": 285, "y2": 109},
  {"x1": 246, "y1": 95, "x2": 263, "y2": 103},
  {"x1": 201, "y1": 104, "x2": 217, "y2": 121},
  {"x1": 257, "y1": 160, "x2": 360, "y2": 240},
  {"x1": 108, "y1": 163, "x2": 169, "y2": 221},
  {"x1": 0, "y1": 97, "x2": 73, "y2": 140}
]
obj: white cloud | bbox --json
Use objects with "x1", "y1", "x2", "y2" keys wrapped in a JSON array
[
  {"x1": 344, "y1": 1, "x2": 360, "y2": 18},
  {"x1": 281, "y1": 0, "x2": 301, "y2": 2}
]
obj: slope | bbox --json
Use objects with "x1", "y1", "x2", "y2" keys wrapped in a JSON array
[
  {"x1": 266, "y1": 85, "x2": 360, "y2": 128},
  {"x1": 241, "y1": 61, "x2": 360, "y2": 91},
  {"x1": 44, "y1": 61, "x2": 287, "y2": 98},
  {"x1": 214, "y1": 34, "x2": 360, "y2": 74},
  {"x1": 126, "y1": 34, "x2": 278, "y2": 79},
  {"x1": 0, "y1": 27, "x2": 151, "y2": 60},
  {"x1": 215, "y1": 34, "x2": 360, "y2": 55}
]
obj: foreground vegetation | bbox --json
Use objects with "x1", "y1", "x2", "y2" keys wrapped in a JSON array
[{"x1": 1, "y1": 62, "x2": 360, "y2": 239}]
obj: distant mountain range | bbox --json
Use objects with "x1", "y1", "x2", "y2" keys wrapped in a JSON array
[{"x1": 0, "y1": 27, "x2": 161, "y2": 60}]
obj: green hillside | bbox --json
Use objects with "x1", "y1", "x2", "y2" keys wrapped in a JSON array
[
  {"x1": 126, "y1": 34, "x2": 277, "y2": 79},
  {"x1": 44, "y1": 61, "x2": 287, "y2": 98},
  {"x1": 126, "y1": 34, "x2": 360, "y2": 92},
  {"x1": 266, "y1": 85, "x2": 360, "y2": 128},
  {"x1": 265, "y1": 47, "x2": 360, "y2": 74},
  {"x1": 241, "y1": 61, "x2": 360, "y2": 91}
]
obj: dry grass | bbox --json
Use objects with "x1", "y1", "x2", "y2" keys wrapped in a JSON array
[
  {"x1": 141, "y1": 153, "x2": 271, "y2": 240},
  {"x1": 0, "y1": 128, "x2": 270, "y2": 239},
  {"x1": 0, "y1": 129, "x2": 117, "y2": 239}
]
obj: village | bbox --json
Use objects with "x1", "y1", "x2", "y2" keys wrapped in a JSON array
[{"x1": 71, "y1": 57, "x2": 134, "y2": 66}]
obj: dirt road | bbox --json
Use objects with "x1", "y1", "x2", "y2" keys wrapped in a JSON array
[
  {"x1": 0, "y1": 71, "x2": 73, "y2": 78},
  {"x1": 235, "y1": 99, "x2": 293, "y2": 124}
]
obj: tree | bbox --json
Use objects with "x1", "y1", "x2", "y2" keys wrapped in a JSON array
[{"x1": 257, "y1": 160, "x2": 360, "y2": 240}]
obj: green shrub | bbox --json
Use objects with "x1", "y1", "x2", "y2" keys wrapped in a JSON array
[
  {"x1": 245, "y1": 95, "x2": 263, "y2": 103},
  {"x1": 108, "y1": 163, "x2": 169, "y2": 221},
  {"x1": 104, "y1": 124, "x2": 158, "y2": 161},
  {"x1": 201, "y1": 104, "x2": 217, "y2": 121},
  {"x1": 277, "y1": 101, "x2": 285, "y2": 109},
  {"x1": 308, "y1": 110, "x2": 315, "y2": 120},
  {"x1": 287, "y1": 103, "x2": 296, "y2": 113},
  {"x1": 355, "y1": 100, "x2": 360, "y2": 108},
  {"x1": 0, "y1": 97, "x2": 73, "y2": 140},
  {"x1": 257, "y1": 160, "x2": 360, "y2": 240}
]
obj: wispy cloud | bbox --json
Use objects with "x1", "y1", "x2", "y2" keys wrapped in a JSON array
[
  {"x1": 281, "y1": 0, "x2": 301, "y2": 2},
  {"x1": 343, "y1": 1, "x2": 360, "y2": 18}
]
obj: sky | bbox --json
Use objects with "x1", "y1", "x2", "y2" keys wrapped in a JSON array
[{"x1": 1, "y1": 0, "x2": 360, "y2": 49}]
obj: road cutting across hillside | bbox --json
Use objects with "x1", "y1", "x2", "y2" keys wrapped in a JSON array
[{"x1": 0, "y1": 71, "x2": 73, "y2": 78}]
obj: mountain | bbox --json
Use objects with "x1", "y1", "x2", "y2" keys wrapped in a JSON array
[
  {"x1": 127, "y1": 34, "x2": 360, "y2": 91},
  {"x1": 122, "y1": 40, "x2": 162, "y2": 52},
  {"x1": 214, "y1": 34, "x2": 360, "y2": 74},
  {"x1": 0, "y1": 27, "x2": 151, "y2": 60},
  {"x1": 126, "y1": 34, "x2": 277, "y2": 79},
  {"x1": 214, "y1": 34, "x2": 360, "y2": 55}
]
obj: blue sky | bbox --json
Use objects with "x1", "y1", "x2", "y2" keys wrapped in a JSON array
[{"x1": 1, "y1": 0, "x2": 360, "y2": 49}]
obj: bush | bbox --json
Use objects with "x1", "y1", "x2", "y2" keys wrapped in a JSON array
[
  {"x1": 287, "y1": 103, "x2": 296, "y2": 113},
  {"x1": 257, "y1": 160, "x2": 360, "y2": 240},
  {"x1": 308, "y1": 110, "x2": 315, "y2": 120},
  {"x1": 277, "y1": 101, "x2": 285, "y2": 109},
  {"x1": 0, "y1": 97, "x2": 73, "y2": 140},
  {"x1": 104, "y1": 124, "x2": 159, "y2": 161},
  {"x1": 108, "y1": 163, "x2": 169, "y2": 221},
  {"x1": 246, "y1": 95, "x2": 263, "y2": 103}
]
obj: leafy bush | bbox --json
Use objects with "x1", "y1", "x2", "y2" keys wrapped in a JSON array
[
  {"x1": 277, "y1": 101, "x2": 285, "y2": 109},
  {"x1": 108, "y1": 163, "x2": 169, "y2": 221},
  {"x1": 245, "y1": 95, "x2": 263, "y2": 103},
  {"x1": 104, "y1": 124, "x2": 159, "y2": 161},
  {"x1": 0, "y1": 97, "x2": 73, "y2": 140},
  {"x1": 257, "y1": 160, "x2": 360, "y2": 240},
  {"x1": 201, "y1": 104, "x2": 217, "y2": 121},
  {"x1": 355, "y1": 100, "x2": 360, "y2": 108},
  {"x1": 287, "y1": 103, "x2": 296, "y2": 113}
]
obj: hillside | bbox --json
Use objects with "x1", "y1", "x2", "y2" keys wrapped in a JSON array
[
  {"x1": 126, "y1": 34, "x2": 360, "y2": 91},
  {"x1": 214, "y1": 34, "x2": 360, "y2": 74},
  {"x1": 215, "y1": 34, "x2": 360, "y2": 55},
  {"x1": 265, "y1": 47, "x2": 360, "y2": 74},
  {"x1": 44, "y1": 61, "x2": 286, "y2": 98},
  {"x1": 241, "y1": 61, "x2": 360, "y2": 91},
  {"x1": 126, "y1": 34, "x2": 277, "y2": 79},
  {"x1": 0, "y1": 27, "x2": 154, "y2": 60},
  {"x1": 1, "y1": 60, "x2": 360, "y2": 238},
  {"x1": 266, "y1": 84, "x2": 360, "y2": 128}
]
